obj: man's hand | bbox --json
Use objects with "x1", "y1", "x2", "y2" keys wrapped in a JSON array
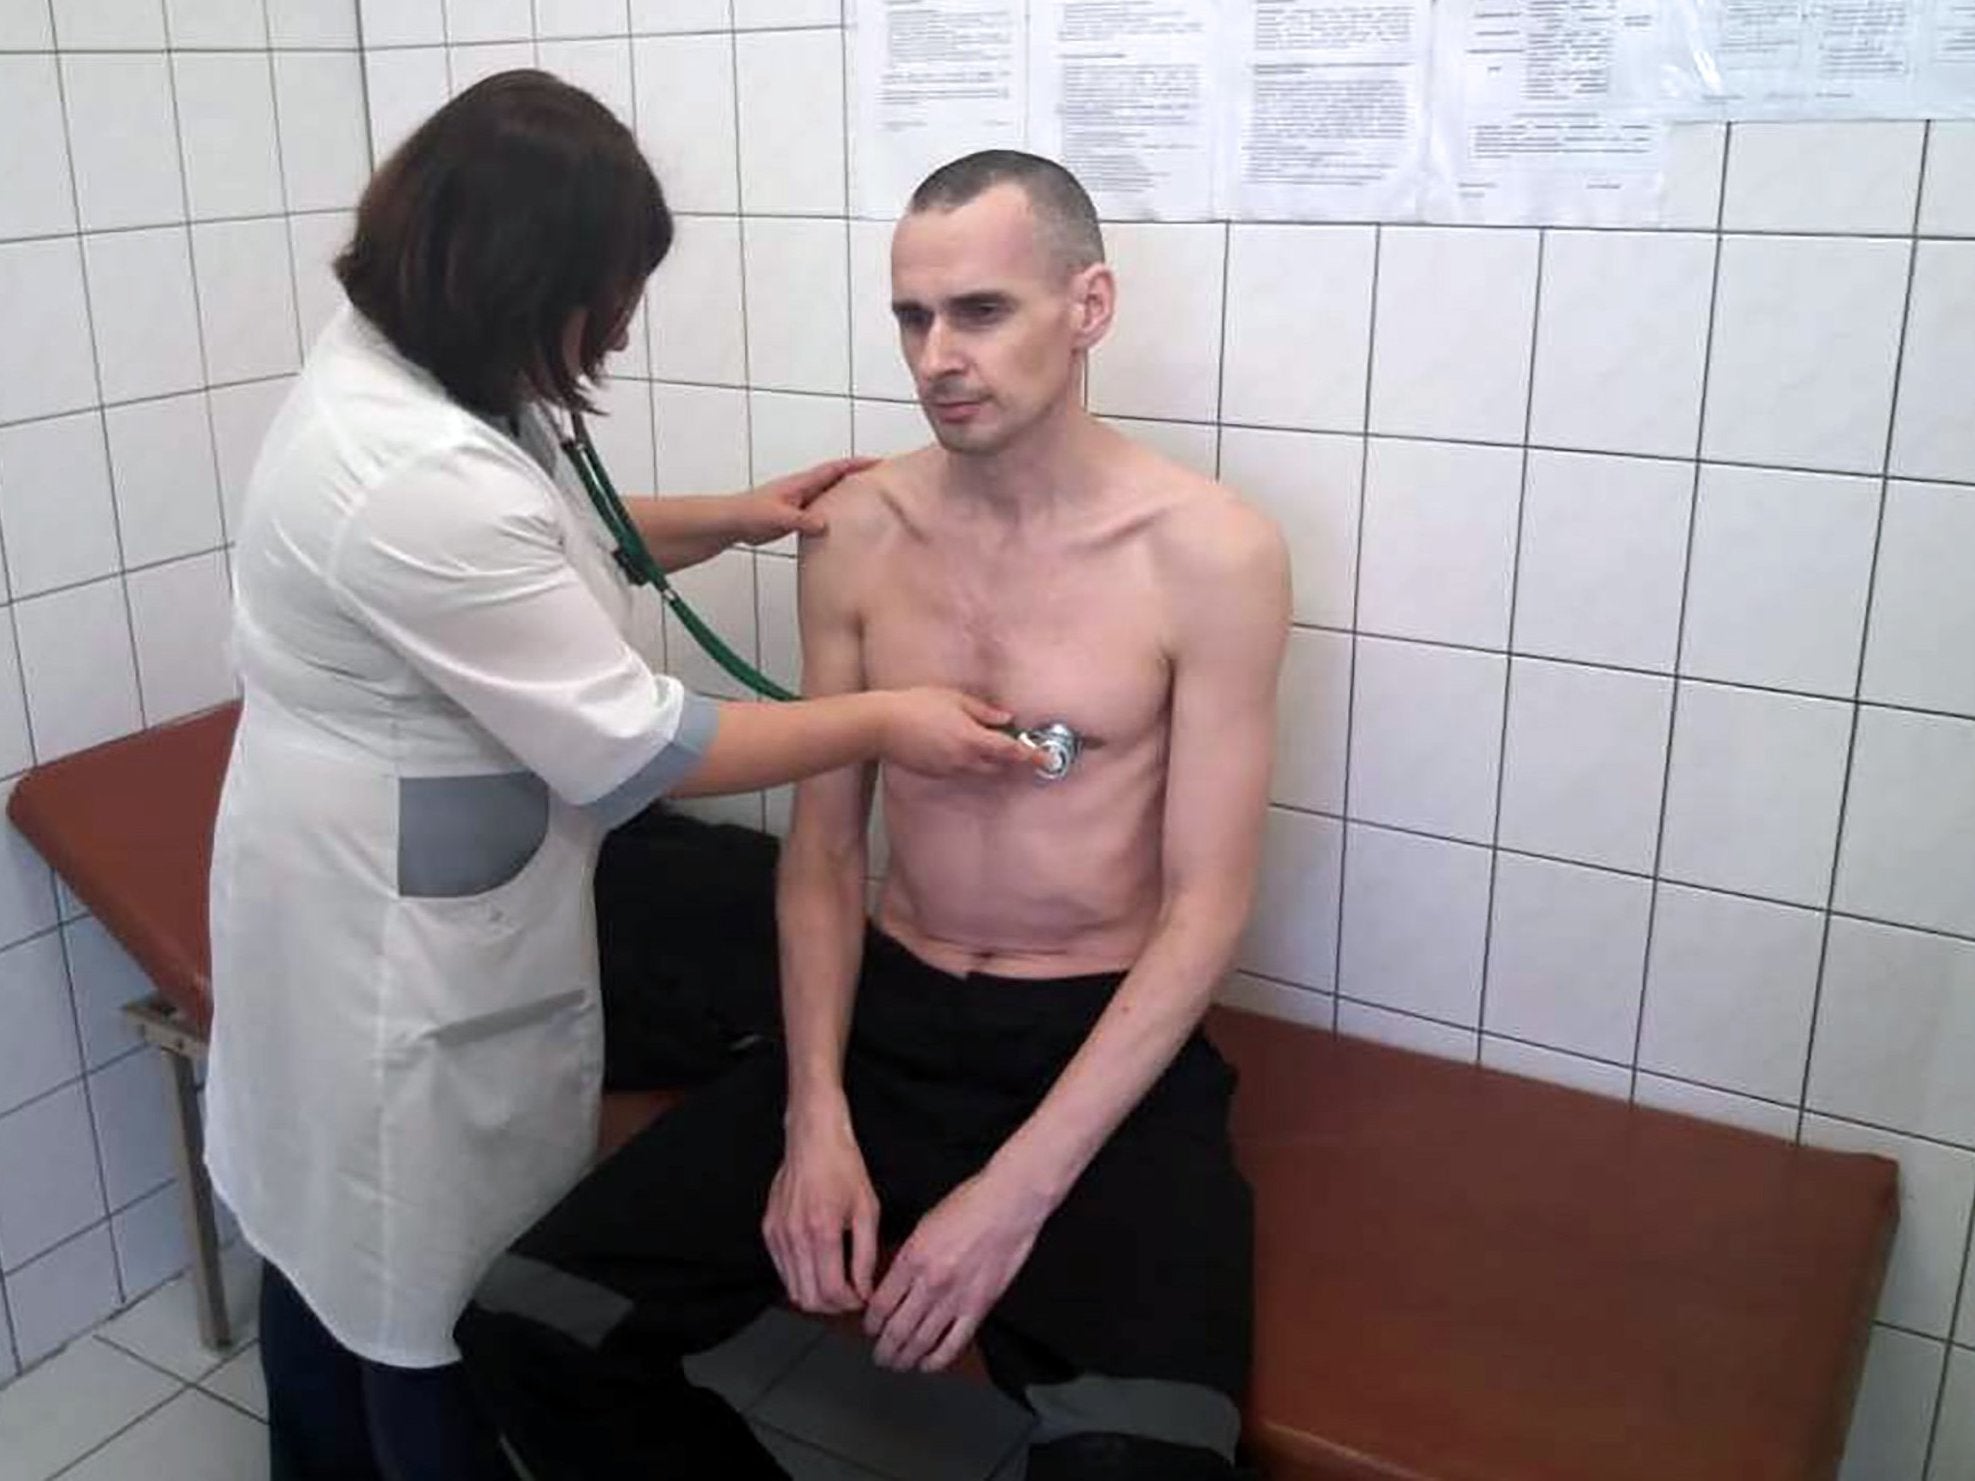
[
  {"x1": 727, "y1": 458, "x2": 877, "y2": 546},
  {"x1": 864, "y1": 1172, "x2": 1051, "y2": 1372},
  {"x1": 764, "y1": 1104, "x2": 880, "y2": 1314}
]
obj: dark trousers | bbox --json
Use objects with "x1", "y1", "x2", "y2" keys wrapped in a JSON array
[
  {"x1": 457, "y1": 930, "x2": 1255, "y2": 1480},
  {"x1": 260, "y1": 1261, "x2": 519, "y2": 1481}
]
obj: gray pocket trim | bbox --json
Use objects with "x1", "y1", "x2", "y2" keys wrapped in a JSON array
[{"x1": 397, "y1": 772, "x2": 551, "y2": 899}]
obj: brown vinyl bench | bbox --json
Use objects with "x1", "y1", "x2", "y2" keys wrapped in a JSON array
[{"x1": 8, "y1": 704, "x2": 1900, "y2": 1480}]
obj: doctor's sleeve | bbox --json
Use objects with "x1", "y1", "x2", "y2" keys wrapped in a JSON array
[{"x1": 323, "y1": 442, "x2": 718, "y2": 827}]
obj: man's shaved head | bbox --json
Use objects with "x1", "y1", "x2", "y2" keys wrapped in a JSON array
[{"x1": 907, "y1": 150, "x2": 1104, "y2": 278}]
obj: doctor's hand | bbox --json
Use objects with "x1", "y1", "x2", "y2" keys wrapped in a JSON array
[
  {"x1": 765, "y1": 1102, "x2": 880, "y2": 1314},
  {"x1": 879, "y1": 690, "x2": 1042, "y2": 778},
  {"x1": 865, "y1": 1171, "x2": 1048, "y2": 1372},
  {"x1": 727, "y1": 458, "x2": 877, "y2": 546}
]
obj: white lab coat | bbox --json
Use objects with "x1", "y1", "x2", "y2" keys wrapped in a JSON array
[{"x1": 204, "y1": 306, "x2": 716, "y2": 1368}]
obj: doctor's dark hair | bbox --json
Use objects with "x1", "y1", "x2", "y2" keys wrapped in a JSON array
[
  {"x1": 908, "y1": 150, "x2": 1104, "y2": 277},
  {"x1": 335, "y1": 70, "x2": 670, "y2": 419}
]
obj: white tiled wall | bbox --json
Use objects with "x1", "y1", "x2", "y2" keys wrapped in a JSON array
[{"x1": 0, "y1": 0, "x2": 366, "y2": 1376}]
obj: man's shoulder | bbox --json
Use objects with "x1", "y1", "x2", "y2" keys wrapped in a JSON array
[
  {"x1": 802, "y1": 450, "x2": 936, "y2": 560},
  {"x1": 1120, "y1": 444, "x2": 1285, "y2": 585}
]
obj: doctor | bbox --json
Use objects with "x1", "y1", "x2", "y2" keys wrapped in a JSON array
[{"x1": 202, "y1": 71, "x2": 1032, "y2": 1481}]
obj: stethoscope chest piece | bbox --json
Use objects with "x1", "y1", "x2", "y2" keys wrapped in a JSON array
[{"x1": 1016, "y1": 721, "x2": 1082, "y2": 783}]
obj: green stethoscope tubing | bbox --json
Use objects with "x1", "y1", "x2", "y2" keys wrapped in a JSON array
[{"x1": 563, "y1": 410, "x2": 798, "y2": 703}]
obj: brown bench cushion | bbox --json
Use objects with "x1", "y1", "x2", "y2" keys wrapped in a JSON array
[{"x1": 6, "y1": 709, "x2": 1898, "y2": 1481}]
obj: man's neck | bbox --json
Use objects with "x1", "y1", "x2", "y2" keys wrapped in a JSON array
[{"x1": 941, "y1": 399, "x2": 1115, "y2": 525}]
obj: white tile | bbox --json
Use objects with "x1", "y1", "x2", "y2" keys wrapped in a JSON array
[
  {"x1": 104, "y1": 394, "x2": 223, "y2": 569},
  {"x1": 1369, "y1": 227, "x2": 1539, "y2": 444},
  {"x1": 1480, "y1": 1036, "x2": 1630, "y2": 1100},
  {"x1": 736, "y1": 27, "x2": 844, "y2": 215},
  {"x1": 289, "y1": 211, "x2": 352, "y2": 349},
  {"x1": 631, "y1": 0, "x2": 728, "y2": 30},
  {"x1": 756, "y1": 551, "x2": 798, "y2": 692},
  {"x1": 1633, "y1": 1072, "x2": 1798, "y2": 1139},
  {"x1": 1104, "y1": 416, "x2": 1217, "y2": 479},
  {"x1": 851, "y1": 399, "x2": 927, "y2": 460},
  {"x1": 755, "y1": 1424, "x2": 896, "y2": 1481},
  {"x1": 52, "y1": 0, "x2": 165, "y2": 49},
  {"x1": 1864, "y1": 481, "x2": 1975, "y2": 718},
  {"x1": 1837, "y1": 1325, "x2": 1944, "y2": 1481},
  {"x1": 1961, "y1": 1224, "x2": 1974, "y2": 1345},
  {"x1": 0, "y1": 789, "x2": 59, "y2": 947},
  {"x1": 266, "y1": 0, "x2": 357, "y2": 46},
  {"x1": 0, "y1": 1321, "x2": 178, "y2": 1476},
  {"x1": 1529, "y1": 231, "x2": 1714, "y2": 459},
  {"x1": 1723, "y1": 122, "x2": 1925, "y2": 235},
  {"x1": 0, "y1": 934, "x2": 82, "y2": 1119},
  {"x1": 62, "y1": 1387, "x2": 269, "y2": 1481},
  {"x1": 1920, "y1": 122, "x2": 1975, "y2": 236},
  {"x1": 744, "y1": 216, "x2": 849, "y2": 394},
  {"x1": 273, "y1": 51, "x2": 370, "y2": 214},
  {"x1": 614, "y1": 293, "x2": 652, "y2": 381},
  {"x1": 734, "y1": 0, "x2": 837, "y2": 23},
  {"x1": 849, "y1": 218, "x2": 913, "y2": 402},
  {"x1": 208, "y1": 378, "x2": 291, "y2": 538},
  {"x1": 1216, "y1": 971, "x2": 1334, "y2": 1031},
  {"x1": 84, "y1": 228, "x2": 205, "y2": 404},
  {"x1": 193, "y1": 218, "x2": 302, "y2": 384},
  {"x1": 1514, "y1": 451, "x2": 1691, "y2": 673},
  {"x1": 127, "y1": 550, "x2": 234, "y2": 725},
  {"x1": 539, "y1": 0, "x2": 629, "y2": 36},
  {"x1": 0, "y1": 1083, "x2": 108, "y2": 1272},
  {"x1": 1809, "y1": 917, "x2": 1975, "y2": 1149},
  {"x1": 0, "y1": 57, "x2": 77, "y2": 241},
  {"x1": 0, "y1": 1281, "x2": 11, "y2": 1386},
  {"x1": 0, "y1": 240, "x2": 99, "y2": 424},
  {"x1": 1222, "y1": 225, "x2": 1376, "y2": 434},
  {"x1": 538, "y1": 36, "x2": 634, "y2": 123},
  {"x1": 681, "y1": 1308, "x2": 824, "y2": 1411},
  {"x1": 447, "y1": 41, "x2": 535, "y2": 94},
  {"x1": 360, "y1": 0, "x2": 443, "y2": 45},
  {"x1": 10, "y1": 1230, "x2": 122, "y2": 1367},
  {"x1": 0, "y1": 411, "x2": 122, "y2": 598},
  {"x1": 1702, "y1": 235, "x2": 1909, "y2": 476},
  {"x1": 669, "y1": 790, "x2": 764, "y2": 830},
  {"x1": 1639, "y1": 884, "x2": 1823, "y2": 1103},
  {"x1": 61, "y1": 54, "x2": 184, "y2": 232},
  {"x1": 653, "y1": 382, "x2": 751, "y2": 492},
  {"x1": 1357, "y1": 437, "x2": 1520, "y2": 648},
  {"x1": 1807, "y1": 1118, "x2": 1975, "y2": 1341},
  {"x1": 1680, "y1": 463, "x2": 1879, "y2": 698},
  {"x1": 92, "y1": 1250, "x2": 260, "y2": 1381},
  {"x1": 13, "y1": 579, "x2": 143, "y2": 762},
  {"x1": 445, "y1": 0, "x2": 529, "y2": 42},
  {"x1": 1336, "y1": 999, "x2": 1478, "y2": 1063},
  {"x1": 665, "y1": 549, "x2": 757, "y2": 699},
  {"x1": 1347, "y1": 637, "x2": 1504, "y2": 844},
  {"x1": 1339, "y1": 823, "x2": 1492, "y2": 1026},
  {"x1": 1485, "y1": 853, "x2": 1651, "y2": 1064},
  {"x1": 173, "y1": 53, "x2": 282, "y2": 222},
  {"x1": 1273, "y1": 627, "x2": 1350, "y2": 816},
  {"x1": 110, "y1": 1178, "x2": 187, "y2": 1300},
  {"x1": 1217, "y1": 427, "x2": 1360, "y2": 630},
  {"x1": 1891, "y1": 241, "x2": 1975, "y2": 485},
  {"x1": 363, "y1": 47, "x2": 449, "y2": 161},
  {"x1": 586, "y1": 374, "x2": 656, "y2": 503},
  {"x1": 1238, "y1": 807, "x2": 1343, "y2": 993},
  {"x1": 651, "y1": 216, "x2": 747, "y2": 384},
  {"x1": 198, "y1": 1342, "x2": 265, "y2": 1420},
  {"x1": 1660, "y1": 122, "x2": 1726, "y2": 231},
  {"x1": 1088, "y1": 224, "x2": 1227, "y2": 424},
  {"x1": 1837, "y1": 707, "x2": 1975, "y2": 939},
  {"x1": 65, "y1": 918, "x2": 147, "y2": 1073},
  {"x1": 0, "y1": 0, "x2": 54, "y2": 46},
  {"x1": 164, "y1": 0, "x2": 261, "y2": 44},
  {"x1": 1931, "y1": 1347, "x2": 1975, "y2": 1481},
  {"x1": 1659, "y1": 682, "x2": 1851, "y2": 908},
  {"x1": 751, "y1": 391, "x2": 851, "y2": 483},
  {"x1": 0, "y1": 635, "x2": 28, "y2": 780},
  {"x1": 752, "y1": 1328, "x2": 1030, "y2": 1481},
  {"x1": 634, "y1": 34, "x2": 739, "y2": 215}
]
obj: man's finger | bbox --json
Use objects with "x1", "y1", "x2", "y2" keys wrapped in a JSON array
[
  {"x1": 813, "y1": 1224, "x2": 857, "y2": 1312},
  {"x1": 871, "y1": 1280, "x2": 936, "y2": 1367},
  {"x1": 850, "y1": 1203, "x2": 878, "y2": 1304},
  {"x1": 889, "y1": 1294, "x2": 955, "y2": 1371},
  {"x1": 922, "y1": 1307, "x2": 980, "y2": 1372}
]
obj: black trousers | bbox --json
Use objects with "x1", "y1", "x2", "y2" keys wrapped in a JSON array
[
  {"x1": 456, "y1": 931, "x2": 1255, "y2": 1479},
  {"x1": 259, "y1": 1261, "x2": 518, "y2": 1481}
]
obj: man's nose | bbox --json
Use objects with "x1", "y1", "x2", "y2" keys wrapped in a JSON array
[{"x1": 919, "y1": 318, "x2": 964, "y2": 377}]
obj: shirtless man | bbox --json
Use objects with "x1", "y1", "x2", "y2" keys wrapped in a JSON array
[{"x1": 455, "y1": 152, "x2": 1288, "y2": 1481}]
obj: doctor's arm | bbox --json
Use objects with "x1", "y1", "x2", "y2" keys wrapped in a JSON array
[{"x1": 624, "y1": 457, "x2": 874, "y2": 574}]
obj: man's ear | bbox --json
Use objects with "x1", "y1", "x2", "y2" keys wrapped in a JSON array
[{"x1": 1069, "y1": 263, "x2": 1116, "y2": 352}]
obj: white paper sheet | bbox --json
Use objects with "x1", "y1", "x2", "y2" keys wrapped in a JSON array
[
  {"x1": 1215, "y1": 0, "x2": 1434, "y2": 219},
  {"x1": 1027, "y1": 0, "x2": 1223, "y2": 219},
  {"x1": 1423, "y1": 0, "x2": 1670, "y2": 224},
  {"x1": 848, "y1": 0, "x2": 1027, "y2": 220}
]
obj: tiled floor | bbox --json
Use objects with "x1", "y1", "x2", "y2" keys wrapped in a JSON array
[{"x1": 0, "y1": 1249, "x2": 1033, "y2": 1481}]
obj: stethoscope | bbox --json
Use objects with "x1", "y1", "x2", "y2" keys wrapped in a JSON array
[{"x1": 560, "y1": 411, "x2": 1085, "y2": 783}]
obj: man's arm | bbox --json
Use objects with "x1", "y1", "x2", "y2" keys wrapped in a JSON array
[
  {"x1": 865, "y1": 499, "x2": 1290, "y2": 1371},
  {"x1": 763, "y1": 487, "x2": 885, "y2": 1315}
]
